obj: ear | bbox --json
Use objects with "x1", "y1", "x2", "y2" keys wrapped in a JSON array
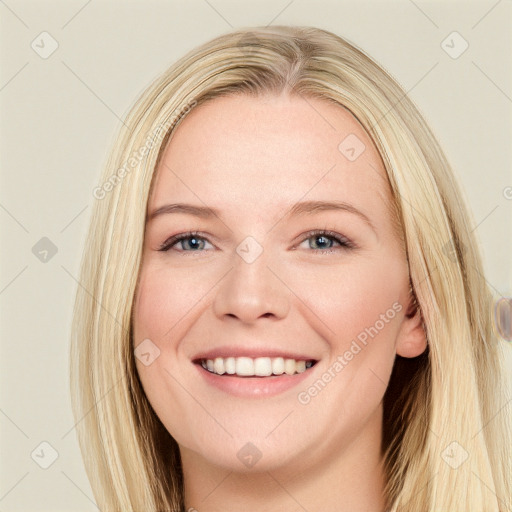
[{"x1": 395, "y1": 290, "x2": 427, "y2": 358}]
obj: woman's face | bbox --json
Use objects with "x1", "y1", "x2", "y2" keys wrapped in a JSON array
[{"x1": 132, "y1": 92, "x2": 425, "y2": 473}]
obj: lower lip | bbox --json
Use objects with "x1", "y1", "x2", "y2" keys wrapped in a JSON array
[{"x1": 193, "y1": 363, "x2": 316, "y2": 398}]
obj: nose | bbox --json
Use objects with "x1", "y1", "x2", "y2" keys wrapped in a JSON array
[{"x1": 212, "y1": 243, "x2": 290, "y2": 324}]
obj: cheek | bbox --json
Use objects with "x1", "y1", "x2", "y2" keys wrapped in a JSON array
[
  {"x1": 132, "y1": 264, "x2": 210, "y2": 345},
  {"x1": 291, "y1": 256, "x2": 405, "y2": 410},
  {"x1": 131, "y1": 265, "x2": 207, "y2": 445},
  {"x1": 131, "y1": 265, "x2": 194, "y2": 408},
  {"x1": 291, "y1": 254, "x2": 405, "y2": 349}
]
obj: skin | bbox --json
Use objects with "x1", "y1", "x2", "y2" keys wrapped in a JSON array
[{"x1": 132, "y1": 91, "x2": 427, "y2": 512}]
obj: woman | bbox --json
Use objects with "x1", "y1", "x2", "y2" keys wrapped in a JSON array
[{"x1": 70, "y1": 25, "x2": 511, "y2": 511}]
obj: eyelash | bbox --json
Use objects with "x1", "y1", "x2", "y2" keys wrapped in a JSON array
[{"x1": 157, "y1": 229, "x2": 356, "y2": 254}]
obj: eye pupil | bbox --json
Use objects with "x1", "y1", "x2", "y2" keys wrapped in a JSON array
[
  {"x1": 185, "y1": 237, "x2": 202, "y2": 250},
  {"x1": 312, "y1": 235, "x2": 332, "y2": 249}
]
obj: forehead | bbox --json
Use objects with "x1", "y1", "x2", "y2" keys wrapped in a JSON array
[{"x1": 149, "y1": 93, "x2": 394, "y2": 227}]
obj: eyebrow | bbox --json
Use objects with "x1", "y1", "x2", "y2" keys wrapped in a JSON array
[{"x1": 147, "y1": 200, "x2": 377, "y2": 234}]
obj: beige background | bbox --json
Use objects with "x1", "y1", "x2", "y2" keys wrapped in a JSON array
[{"x1": 1, "y1": 0, "x2": 511, "y2": 510}]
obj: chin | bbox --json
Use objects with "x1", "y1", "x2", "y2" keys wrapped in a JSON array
[{"x1": 184, "y1": 437, "x2": 303, "y2": 474}]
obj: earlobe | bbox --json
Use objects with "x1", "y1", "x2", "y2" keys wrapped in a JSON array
[{"x1": 395, "y1": 296, "x2": 428, "y2": 358}]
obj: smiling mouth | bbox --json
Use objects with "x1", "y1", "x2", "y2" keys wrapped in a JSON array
[{"x1": 194, "y1": 356, "x2": 318, "y2": 377}]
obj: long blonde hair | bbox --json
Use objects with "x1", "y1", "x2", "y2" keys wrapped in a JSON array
[{"x1": 70, "y1": 25, "x2": 511, "y2": 511}]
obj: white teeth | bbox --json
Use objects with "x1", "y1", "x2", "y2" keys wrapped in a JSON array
[
  {"x1": 254, "y1": 357, "x2": 272, "y2": 376},
  {"x1": 284, "y1": 358, "x2": 296, "y2": 375},
  {"x1": 213, "y1": 357, "x2": 225, "y2": 375},
  {"x1": 200, "y1": 356, "x2": 315, "y2": 376},
  {"x1": 272, "y1": 357, "x2": 284, "y2": 375},
  {"x1": 225, "y1": 356, "x2": 236, "y2": 374},
  {"x1": 236, "y1": 357, "x2": 254, "y2": 376}
]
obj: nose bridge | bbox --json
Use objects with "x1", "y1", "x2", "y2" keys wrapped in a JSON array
[{"x1": 212, "y1": 235, "x2": 290, "y2": 322}]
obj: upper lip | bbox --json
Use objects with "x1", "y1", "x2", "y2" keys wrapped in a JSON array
[{"x1": 191, "y1": 346, "x2": 319, "y2": 363}]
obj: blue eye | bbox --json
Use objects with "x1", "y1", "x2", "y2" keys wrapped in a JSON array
[
  {"x1": 300, "y1": 230, "x2": 354, "y2": 252},
  {"x1": 158, "y1": 231, "x2": 210, "y2": 252},
  {"x1": 157, "y1": 229, "x2": 355, "y2": 253}
]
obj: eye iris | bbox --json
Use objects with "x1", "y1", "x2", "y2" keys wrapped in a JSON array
[
  {"x1": 183, "y1": 236, "x2": 203, "y2": 250},
  {"x1": 312, "y1": 235, "x2": 332, "y2": 249}
]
